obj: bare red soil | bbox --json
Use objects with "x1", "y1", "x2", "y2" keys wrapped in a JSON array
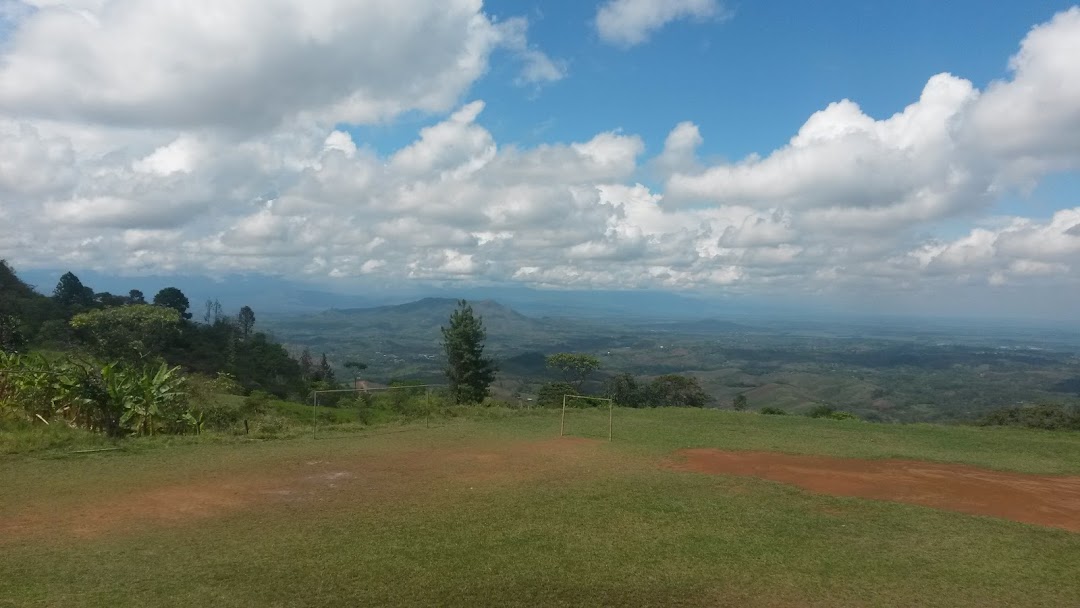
[
  {"x1": 1, "y1": 437, "x2": 604, "y2": 543},
  {"x1": 670, "y1": 449, "x2": 1080, "y2": 532}
]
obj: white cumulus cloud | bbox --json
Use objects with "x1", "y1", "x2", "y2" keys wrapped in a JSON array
[
  {"x1": 0, "y1": 3, "x2": 1079, "y2": 310},
  {"x1": 595, "y1": 0, "x2": 727, "y2": 48}
]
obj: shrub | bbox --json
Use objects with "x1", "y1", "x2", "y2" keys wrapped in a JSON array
[
  {"x1": 806, "y1": 405, "x2": 837, "y2": 418},
  {"x1": 979, "y1": 404, "x2": 1080, "y2": 431},
  {"x1": 645, "y1": 374, "x2": 710, "y2": 407},
  {"x1": 255, "y1": 417, "x2": 287, "y2": 438},
  {"x1": 759, "y1": 407, "x2": 789, "y2": 416},
  {"x1": 242, "y1": 390, "x2": 271, "y2": 417},
  {"x1": 537, "y1": 382, "x2": 579, "y2": 408},
  {"x1": 806, "y1": 405, "x2": 859, "y2": 421},
  {"x1": 197, "y1": 401, "x2": 242, "y2": 430},
  {"x1": 209, "y1": 372, "x2": 243, "y2": 395},
  {"x1": 732, "y1": 394, "x2": 748, "y2": 411}
]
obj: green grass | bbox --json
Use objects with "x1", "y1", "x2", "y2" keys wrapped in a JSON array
[{"x1": 2, "y1": 408, "x2": 1079, "y2": 607}]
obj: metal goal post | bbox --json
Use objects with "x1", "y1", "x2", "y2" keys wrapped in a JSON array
[{"x1": 560, "y1": 394, "x2": 615, "y2": 442}]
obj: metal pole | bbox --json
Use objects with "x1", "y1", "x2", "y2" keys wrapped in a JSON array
[
  {"x1": 560, "y1": 394, "x2": 567, "y2": 437},
  {"x1": 313, "y1": 391, "x2": 318, "y2": 440},
  {"x1": 609, "y1": 401, "x2": 613, "y2": 442}
]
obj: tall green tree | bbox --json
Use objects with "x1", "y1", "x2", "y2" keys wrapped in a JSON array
[
  {"x1": 344, "y1": 360, "x2": 367, "y2": 385},
  {"x1": 237, "y1": 305, "x2": 256, "y2": 338},
  {"x1": 733, "y1": 394, "x2": 749, "y2": 411},
  {"x1": 546, "y1": 352, "x2": 601, "y2": 391},
  {"x1": 605, "y1": 372, "x2": 644, "y2": 407},
  {"x1": 298, "y1": 348, "x2": 314, "y2": 380},
  {"x1": 646, "y1": 374, "x2": 710, "y2": 407},
  {"x1": 70, "y1": 304, "x2": 180, "y2": 362},
  {"x1": 318, "y1": 353, "x2": 336, "y2": 385},
  {"x1": 441, "y1": 300, "x2": 498, "y2": 404},
  {"x1": 94, "y1": 292, "x2": 128, "y2": 308},
  {"x1": 153, "y1": 287, "x2": 192, "y2": 320},
  {"x1": 128, "y1": 289, "x2": 146, "y2": 305},
  {"x1": 0, "y1": 314, "x2": 27, "y2": 353},
  {"x1": 53, "y1": 271, "x2": 93, "y2": 308},
  {"x1": 203, "y1": 298, "x2": 224, "y2": 324}
]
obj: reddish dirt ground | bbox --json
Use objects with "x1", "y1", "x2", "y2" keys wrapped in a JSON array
[
  {"x1": 1, "y1": 437, "x2": 606, "y2": 543},
  {"x1": 670, "y1": 449, "x2": 1080, "y2": 532}
]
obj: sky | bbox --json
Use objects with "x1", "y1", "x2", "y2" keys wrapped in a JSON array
[{"x1": 1, "y1": 0, "x2": 1080, "y2": 319}]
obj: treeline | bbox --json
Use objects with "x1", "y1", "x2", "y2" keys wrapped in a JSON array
[
  {"x1": 979, "y1": 404, "x2": 1080, "y2": 431},
  {"x1": 535, "y1": 352, "x2": 711, "y2": 408},
  {"x1": 0, "y1": 260, "x2": 307, "y2": 399}
]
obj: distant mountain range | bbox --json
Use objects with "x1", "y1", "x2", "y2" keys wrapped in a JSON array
[
  {"x1": 13, "y1": 268, "x2": 760, "y2": 320},
  {"x1": 311, "y1": 298, "x2": 551, "y2": 341}
]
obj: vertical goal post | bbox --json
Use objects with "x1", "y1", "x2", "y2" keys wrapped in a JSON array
[
  {"x1": 560, "y1": 394, "x2": 615, "y2": 442},
  {"x1": 310, "y1": 383, "x2": 447, "y2": 439}
]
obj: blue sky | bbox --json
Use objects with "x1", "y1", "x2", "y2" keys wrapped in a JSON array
[
  {"x1": 1, "y1": 1, "x2": 1079, "y2": 319},
  {"x1": 360, "y1": 0, "x2": 1075, "y2": 160}
]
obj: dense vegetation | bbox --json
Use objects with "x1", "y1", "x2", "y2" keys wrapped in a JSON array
[
  {"x1": 0, "y1": 261, "x2": 329, "y2": 438},
  {"x1": 261, "y1": 297, "x2": 1080, "y2": 423},
  {"x1": 6, "y1": 259, "x2": 1080, "y2": 437}
]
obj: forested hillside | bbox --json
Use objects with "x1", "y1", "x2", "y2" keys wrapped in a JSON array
[{"x1": 1, "y1": 260, "x2": 306, "y2": 398}]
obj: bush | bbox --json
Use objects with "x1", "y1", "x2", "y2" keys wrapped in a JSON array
[
  {"x1": 537, "y1": 382, "x2": 579, "y2": 408},
  {"x1": 979, "y1": 404, "x2": 1080, "y2": 431},
  {"x1": 197, "y1": 401, "x2": 242, "y2": 430},
  {"x1": 243, "y1": 390, "x2": 271, "y2": 417},
  {"x1": 806, "y1": 405, "x2": 859, "y2": 421},
  {"x1": 759, "y1": 407, "x2": 789, "y2": 416},
  {"x1": 645, "y1": 374, "x2": 710, "y2": 407},
  {"x1": 255, "y1": 417, "x2": 287, "y2": 438},
  {"x1": 209, "y1": 372, "x2": 243, "y2": 395}
]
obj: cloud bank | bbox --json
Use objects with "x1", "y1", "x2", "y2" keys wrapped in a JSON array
[{"x1": 1, "y1": 2, "x2": 1079, "y2": 305}]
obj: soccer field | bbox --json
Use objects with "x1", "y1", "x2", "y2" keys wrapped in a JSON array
[{"x1": 3, "y1": 409, "x2": 1079, "y2": 607}]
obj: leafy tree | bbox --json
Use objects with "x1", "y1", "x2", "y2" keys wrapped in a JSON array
[
  {"x1": 238, "y1": 305, "x2": 256, "y2": 338},
  {"x1": 344, "y1": 360, "x2": 367, "y2": 386},
  {"x1": 95, "y1": 292, "x2": 128, "y2": 308},
  {"x1": 36, "y1": 319, "x2": 74, "y2": 346},
  {"x1": 242, "y1": 390, "x2": 271, "y2": 417},
  {"x1": 733, "y1": 394, "x2": 748, "y2": 411},
  {"x1": 441, "y1": 300, "x2": 498, "y2": 404},
  {"x1": 128, "y1": 289, "x2": 146, "y2": 305},
  {"x1": 806, "y1": 405, "x2": 859, "y2": 421},
  {"x1": 537, "y1": 381, "x2": 578, "y2": 408},
  {"x1": 53, "y1": 271, "x2": 93, "y2": 308},
  {"x1": 203, "y1": 298, "x2": 225, "y2": 324},
  {"x1": 318, "y1": 353, "x2": 336, "y2": 386},
  {"x1": 979, "y1": 404, "x2": 1080, "y2": 431},
  {"x1": 646, "y1": 374, "x2": 710, "y2": 407},
  {"x1": 759, "y1": 407, "x2": 789, "y2": 416},
  {"x1": 153, "y1": 287, "x2": 192, "y2": 320},
  {"x1": 70, "y1": 304, "x2": 180, "y2": 362},
  {"x1": 0, "y1": 261, "x2": 64, "y2": 343},
  {"x1": 0, "y1": 314, "x2": 27, "y2": 353},
  {"x1": 298, "y1": 348, "x2": 314, "y2": 380},
  {"x1": 604, "y1": 372, "x2": 644, "y2": 407},
  {"x1": 545, "y1": 352, "x2": 601, "y2": 391}
]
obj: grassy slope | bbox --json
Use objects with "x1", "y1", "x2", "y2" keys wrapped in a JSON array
[{"x1": 2, "y1": 409, "x2": 1079, "y2": 607}]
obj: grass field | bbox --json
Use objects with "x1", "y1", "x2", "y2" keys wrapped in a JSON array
[{"x1": 3, "y1": 408, "x2": 1080, "y2": 607}]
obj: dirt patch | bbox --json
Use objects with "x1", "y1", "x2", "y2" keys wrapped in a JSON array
[
  {"x1": 669, "y1": 449, "x2": 1080, "y2": 532},
  {"x1": 2, "y1": 436, "x2": 608, "y2": 543}
]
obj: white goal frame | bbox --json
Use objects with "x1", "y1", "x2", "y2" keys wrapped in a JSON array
[
  {"x1": 560, "y1": 394, "x2": 614, "y2": 442},
  {"x1": 310, "y1": 384, "x2": 446, "y2": 439}
]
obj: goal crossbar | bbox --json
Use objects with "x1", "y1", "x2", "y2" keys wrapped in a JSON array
[{"x1": 560, "y1": 394, "x2": 614, "y2": 442}]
